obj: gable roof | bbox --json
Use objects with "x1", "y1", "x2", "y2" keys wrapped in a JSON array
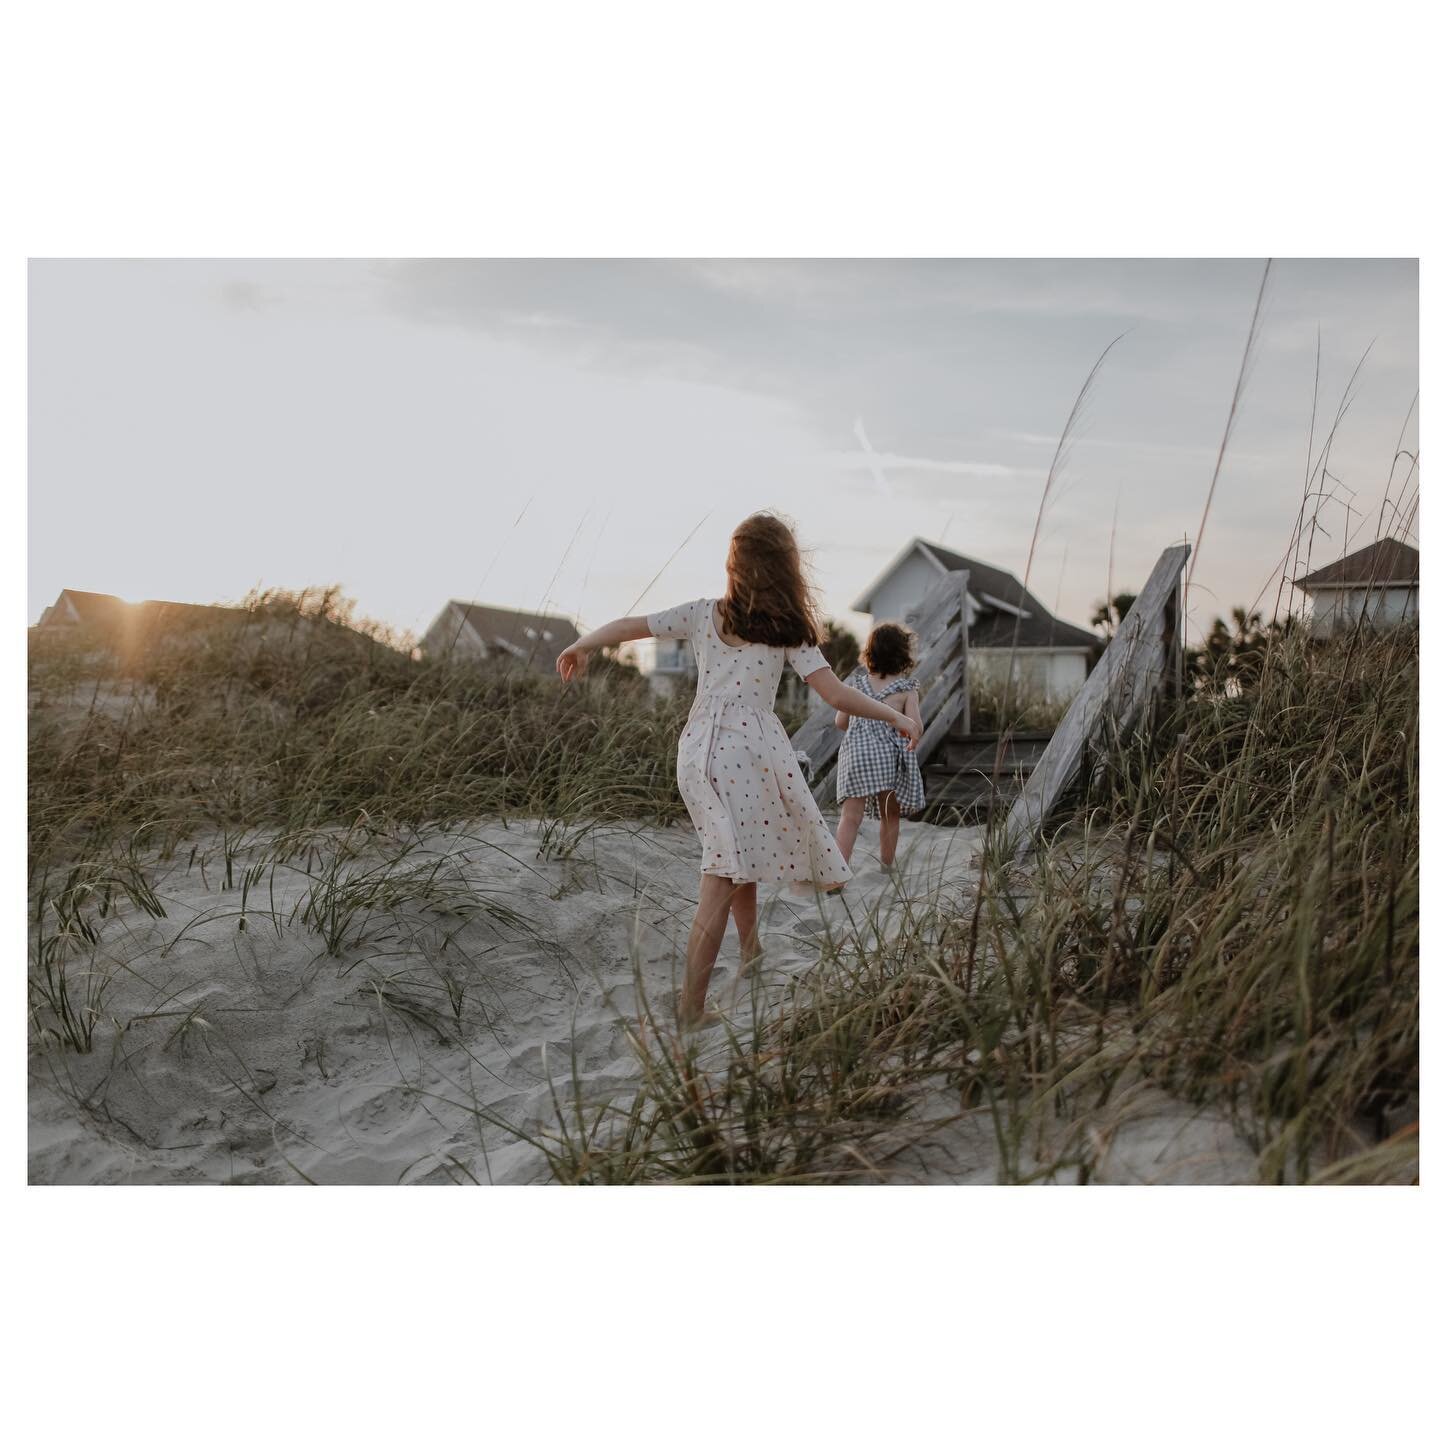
[
  {"x1": 454, "y1": 602, "x2": 580, "y2": 669},
  {"x1": 919, "y1": 541, "x2": 1050, "y2": 613},
  {"x1": 40, "y1": 589, "x2": 230, "y2": 629},
  {"x1": 854, "y1": 538, "x2": 1101, "y2": 652},
  {"x1": 1295, "y1": 537, "x2": 1419, "y2": 591},
  {"x1": 966, "y1": 607, "x2": 1103, "y2": 652},
  {"x1": 46, "y1": 589, "x2": 131, "y2": 626}
]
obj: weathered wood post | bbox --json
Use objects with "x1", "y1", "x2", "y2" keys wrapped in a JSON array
[
  {"x1": 1001, "y1": 543, "x2": 1191, "y2": 857},
  {"x1": 1165, "y1": 570, "x2": 1185, "y2": 706}
]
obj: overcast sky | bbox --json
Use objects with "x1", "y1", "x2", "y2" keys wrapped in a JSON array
[{"x1": 28, "y1": 259, "x2": 1417, "y2": 642}]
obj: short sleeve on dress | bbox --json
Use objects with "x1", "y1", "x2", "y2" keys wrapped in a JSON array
[
  {"x1": 786, "y1": 643, "x2": 830, "y2": 680},
  {"x1": 646, "y1": 599, "x2": 702, "y2": 640}
]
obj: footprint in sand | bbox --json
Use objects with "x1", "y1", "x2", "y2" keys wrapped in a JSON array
[{"x1": 788, "y1": 917, "x2": 835, "y2": 939}]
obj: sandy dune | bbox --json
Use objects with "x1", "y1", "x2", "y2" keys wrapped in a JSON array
[{"x1": 29, "y1": 818, "x2": 1257, "y2": 1184}]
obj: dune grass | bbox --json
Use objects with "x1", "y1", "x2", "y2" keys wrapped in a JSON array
[
  {"x1": 965, "y1": 670, "x2": 1075, "y2": 733},
  {"x1": 27, "y1": 579, "x2": 1418, "y2": 1184},
  {"x1": 27, "y1": 590, "x2": 684, "y2": 1062},
  {"x1": 28, "y1": 589, "x2": 688, "y2": 876},
  {"x1": 477, "y1": 619, "x2": 1417, "y2": 1184}
]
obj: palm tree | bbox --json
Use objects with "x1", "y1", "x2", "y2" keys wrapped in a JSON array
[
  {"x1": 1189, "y1": 607, "x2": 1270, "y2": 694},
  {"x1": 820, "y1": 620, "x2": 860, "y2": 678},
  {"x1": 1090, "y1": 592, "x2": 1137, "y2": 639}
]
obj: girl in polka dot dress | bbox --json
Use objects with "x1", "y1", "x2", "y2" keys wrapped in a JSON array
[{"x1": 556, "y1": 512, "x2": 920, "y2": 1027}]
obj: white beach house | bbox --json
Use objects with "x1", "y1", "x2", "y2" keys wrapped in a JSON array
[
  {"x1": 638, "y1": 629, "x2": 700, "y2": 697},
  {"x1": 1294, "y1": 537, "x2": 1418, "y2": 637},
  {"x1": 852, "y1": 539, "x2": 1101, "y2": 701}
]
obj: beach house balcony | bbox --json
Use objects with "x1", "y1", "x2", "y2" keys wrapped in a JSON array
[{"x1": 639, "y1": 635, "x2": 698, "y2": 697}]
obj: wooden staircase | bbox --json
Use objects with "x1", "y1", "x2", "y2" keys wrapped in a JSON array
[
  {"x1": 788, "y1": 541, "x2": 1191, "y2": 844},
  {"x1": 921, "y1": 729, "x2": 1053, "y2": 820}
]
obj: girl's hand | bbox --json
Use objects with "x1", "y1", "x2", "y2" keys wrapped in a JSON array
[
  {"x1": 895, "y1": 711, "x2": 921, "y2": 752},
  {"x1": 556, "y1": 643, "x2": 589, "y2": 682},
  {"x1": 906, "y1": 693, "x2": 924, "y2": 742},
  {"x1": 554, "y1": 618, "x2": 649, "y2": 683}
]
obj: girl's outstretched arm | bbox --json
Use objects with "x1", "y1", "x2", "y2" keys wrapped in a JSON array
[
  {"x1": 904, "y1": 689, "x2": 923, "y2": 738},
  {"x1": 556, "y1": 616, "x2": 652, "y2": 681},
  {"x1": 807, "y1": 667, "x2": 921, "y2": 750}
]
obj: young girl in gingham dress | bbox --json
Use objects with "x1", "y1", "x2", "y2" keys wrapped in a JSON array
[{"x1": 835, "y1": 621, "x2": 925, "y2": 870}]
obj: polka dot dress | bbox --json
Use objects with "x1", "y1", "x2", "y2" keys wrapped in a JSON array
[{"x1": 647, "y1": 599, "x2": 852, "y2": 894}]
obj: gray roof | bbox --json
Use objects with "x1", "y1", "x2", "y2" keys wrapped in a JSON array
[
  {"x1": 923, "y1": 542, "x2": 1100, "y2": 650},
  {"x1": 40, "y1": 589, "x2": 233, "y2": 629},
  {"x1": 454, "y1": 602, "x2": 580, "y2": 669},
  {"x1": 41, "y1": 589, "x2": 130, "y2": 626},
  {"x1": 1296, "y1": 537, "x2": 1418, "y2": 590},
  {"x1": 965, "y1": 608, "x2": 1102, "y2": 651},
  {"x1": 920, "y1": 542, "x2": 1034, "y2": 609},
  {"x1": 861, "y1": 539, "x2": 1101, "y2": 652}
]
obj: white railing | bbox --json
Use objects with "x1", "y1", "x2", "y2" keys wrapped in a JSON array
[{"x1": 649, "y1": 644, "x2": 697, "y2": 675}]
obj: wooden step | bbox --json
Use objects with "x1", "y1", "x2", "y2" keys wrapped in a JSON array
[
  {"x1": 917, "y1": 729, "x2": 1054, "y2": 823},
  {"x1": 940, "y1": 731, "x2": 1052, "y2": 768},
  {"x1": 920, "y1": 770, "x2": 1027, "y2": 821},
  {"x1": 931, "y1": 752, "x2": 1049, "y2": 779}
]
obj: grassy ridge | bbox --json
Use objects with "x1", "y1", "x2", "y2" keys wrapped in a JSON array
[
  {"x1": 28, "y1": 589, "x2": 688, "y2": 874},
  {"x1": 27, "y1": 590, "x2": 1419, "y2": 1183},
  {"x1": 508, "y1": 622, "x2": 1418, "y2": 1184},
  {"x1": 994, "y1": 619, "x2": 1419, "y2": 1179}
]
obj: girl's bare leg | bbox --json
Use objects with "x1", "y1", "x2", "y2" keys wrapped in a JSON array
[
  {"x1": 679, "y1": 874, "x2": 736, "y2": 1025},
  {"x1": 836, "y1": 797, "x2": 866, "y2": 864},
  {"x1": 877, "y1": 791, "x2": 900, "y2": 867},
  {"x1": 731, "y1": 882, "x2": 761, "y2": 974}
]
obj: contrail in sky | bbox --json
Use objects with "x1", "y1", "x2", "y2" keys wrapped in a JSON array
[{"x1": 852, "y1": 416, "x2": 894, "y2": 496}]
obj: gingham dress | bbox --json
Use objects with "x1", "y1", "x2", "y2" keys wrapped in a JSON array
[
  {"x1": 835, "y1": 669, "x2": 925, "y2": 818},
  {"x1": 647, "y1": 598, "x2": 852, "y2": 894}
]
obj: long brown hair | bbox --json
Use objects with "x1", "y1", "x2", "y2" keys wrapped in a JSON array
[{"x1": 715, "y1": 512, "x2": 823, "y2": 648}]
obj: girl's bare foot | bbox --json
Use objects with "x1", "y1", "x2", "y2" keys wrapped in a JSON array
[{"x1": 677, "y1": 1007, "x2": 726, "y2": 1031}]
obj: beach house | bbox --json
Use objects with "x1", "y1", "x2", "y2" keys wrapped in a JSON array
[
  {"x1": 419, "y1": 601, "x2": 581, "y2": 674},
  {"x1": 852, "y1": 539, "x2": 1101, "y2": 700},
  {"x1": 1294, "y1": 537, "x2": 1418, "y2": 637},
  {"x1": 636, "y1": 628, "x2": 700, "y2": 697},
  {"x1": 36, "y1": 588, "x2": 226, "y2": 632},
  {"x1": 34, "y1": 589, "x2": 249, "y2": 652}
]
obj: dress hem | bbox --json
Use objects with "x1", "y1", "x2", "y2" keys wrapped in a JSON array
[
  {"x1": 836, "y1": 783, "x2": 926, "y2": 820},
  {"x1": 700, "y1": 862, "x2": 848, "y2": 892}
]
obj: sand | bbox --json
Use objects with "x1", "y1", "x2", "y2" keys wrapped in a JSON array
[{"x1": 28, "y1": 817, "x2": 1259, "y2": 1185}]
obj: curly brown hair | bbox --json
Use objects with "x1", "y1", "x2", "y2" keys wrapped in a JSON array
[
  {"x1": 715, "y1": 512, "x2": 824, "y2": 648},
  {"x1": 862, "y1": 621, "x2": 917, "y2": 678}
]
